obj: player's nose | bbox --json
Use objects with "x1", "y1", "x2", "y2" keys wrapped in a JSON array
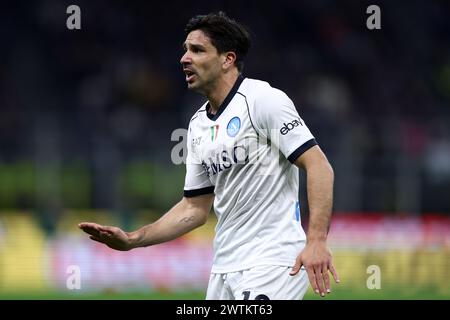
[{"x1": 180, "y1": 51, "x2": 191, "y2": 65}]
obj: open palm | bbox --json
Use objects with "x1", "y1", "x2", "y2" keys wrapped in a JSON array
[{"x1": 78, "y1": 222, "x2": 132, "y2": 251}]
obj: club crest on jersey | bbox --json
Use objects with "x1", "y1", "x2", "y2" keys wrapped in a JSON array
[
  {"x1": 210, "y1": 124, "x2": 219, "y2": 141},
  {"x1": 227, "y1": 117, "x2": 241, "y2": 137}
]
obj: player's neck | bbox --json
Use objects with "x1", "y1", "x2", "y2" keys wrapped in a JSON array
[{"x1": 206, "y1": 71, "x2": 240, "y2": 114}]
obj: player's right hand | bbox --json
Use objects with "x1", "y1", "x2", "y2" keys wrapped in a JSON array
[{"x1": 78, "y1": 222, "x2": 133, "y2": 251}]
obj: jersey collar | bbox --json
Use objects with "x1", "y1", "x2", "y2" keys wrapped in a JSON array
[{"x1": 206, "y1": 75, "x2": 244, "y2": 121}]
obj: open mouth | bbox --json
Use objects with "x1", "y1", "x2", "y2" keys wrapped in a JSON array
[{"x1": 184, "y1": 69, "x2": 196, "y2": 82}]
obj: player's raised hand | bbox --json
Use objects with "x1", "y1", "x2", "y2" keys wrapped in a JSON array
[
  {"x1": 289, "y1": 240, "x2": 340, "y2": 297},
  {"x1": 78, "y1": 222, "x2": 133, "y2": 251}
]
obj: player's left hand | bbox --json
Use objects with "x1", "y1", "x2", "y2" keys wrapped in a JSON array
[{"x1": 289, "y1": 239, "x2": 340, "y2": 297}]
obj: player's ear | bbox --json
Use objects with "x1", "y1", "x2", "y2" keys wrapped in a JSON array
[{"x1": 222, "y1": 51, "x2": 237, "y2": 70}]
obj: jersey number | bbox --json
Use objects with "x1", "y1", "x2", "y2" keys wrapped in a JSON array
[{"x1": 242, "y1": 291, "x2": 270, "y2": 300}]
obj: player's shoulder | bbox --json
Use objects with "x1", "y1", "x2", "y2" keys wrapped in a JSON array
[
  {"x1": 240, "y1": 77, "x2": 290, "y2": 102},
  {"x1": 240, "y1": 77, "x2": 292, "y2": 112},
  {"x1": 188, "y1": 101, "x2": 209, "y2": 125}
]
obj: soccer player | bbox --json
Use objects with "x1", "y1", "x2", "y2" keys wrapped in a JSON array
[{"x1": 79, "y1": 12, "x2": 339, "y2": 300}]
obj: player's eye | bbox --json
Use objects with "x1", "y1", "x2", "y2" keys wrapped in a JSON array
[{"x1": 191, "y1": 46, "x2": 205, "y2": 53}]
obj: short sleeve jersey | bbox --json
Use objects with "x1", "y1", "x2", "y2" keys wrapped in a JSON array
[{"x1": 184, "y1": 76, "x2": 317, "y2": 273}]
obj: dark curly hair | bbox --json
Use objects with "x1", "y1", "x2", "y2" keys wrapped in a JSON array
[{"x1": 185, "y1": 12, "x2": 251, "y2": 72}]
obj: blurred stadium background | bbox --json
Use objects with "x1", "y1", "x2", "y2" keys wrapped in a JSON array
[{"x1": 0, "y1": 0, "x2": 449, "y2": 299}]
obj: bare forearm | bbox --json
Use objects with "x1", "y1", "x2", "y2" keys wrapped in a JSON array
[
  {"x1": 306, "y1": 160, "x2": 334, "y2": 241},
  {"x1": 292, "y1": 147, "x2": 339, "y2": 294},
  {"x1": 129, "y1": 199, "x2": 208, "y2": 248}
]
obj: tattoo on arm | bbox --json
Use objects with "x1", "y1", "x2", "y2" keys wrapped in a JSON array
[{"x1": 179, "y1": 216, "x2": 195, "y2": 223}]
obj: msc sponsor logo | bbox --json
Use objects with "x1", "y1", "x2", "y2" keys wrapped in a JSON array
[
  {"x1": 201, "y1": 145, "x2": 249, "y2": 177},
  {"x1": 280, "y1": 119, "x2": 303, "y2": 135}
]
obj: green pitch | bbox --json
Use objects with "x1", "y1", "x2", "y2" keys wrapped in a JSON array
[{"x1": 0, "y1": 288, "x2": 447, "y2": 300}]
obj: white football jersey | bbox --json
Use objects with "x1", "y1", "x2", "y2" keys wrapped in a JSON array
[{"x1": 184, "y1": 76, "x2": 317, "y2": 273}]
